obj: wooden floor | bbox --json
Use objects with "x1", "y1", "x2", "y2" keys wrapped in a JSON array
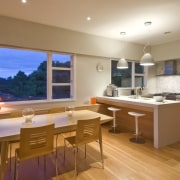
[{"x1": 4, "y1": 123, "x2": 180, "y2": 180}]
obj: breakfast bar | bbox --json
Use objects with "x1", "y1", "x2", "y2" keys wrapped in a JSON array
[{"x1": 96, "y1": 96, "x2": 180, "y2": 149}]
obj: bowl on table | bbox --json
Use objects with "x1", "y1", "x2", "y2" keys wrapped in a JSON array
[{"x1": 153, "y1": 96, "x2": 165, "y2": 102}]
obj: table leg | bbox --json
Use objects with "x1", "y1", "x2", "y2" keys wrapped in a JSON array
[{"x1": 0, "y1": 141, "x2": 9, "y2": 180}]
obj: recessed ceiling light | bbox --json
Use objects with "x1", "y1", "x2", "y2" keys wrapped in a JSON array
[
  {"x1": 120, "y1": 32, "x2": 126, "y2": 35},
  {"x1": 164, "y1": 31, "x2": 171, "y2": 35},
  {"x1": 144, "y1": 21, "x2": 152, "y2": 26},
  {"x1": 21, "y1": 0, "x2": 27, "y2": 3},
  {"x1": 86, "y1": 16, "x2": 91, "y2": 21}
]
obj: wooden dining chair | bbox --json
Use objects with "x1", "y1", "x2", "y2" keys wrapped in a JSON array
[
  {"x1": 49, "y1": 107, "x2": 65, "y2": 114},
  {"x1": 49, "y1": 107, "x2": 66, "y2": 156},
  {"x1": 64, "y1": 117, "x2": 104, "y2": 175},
  {"x1": 35, "y1": 109, "x2": 50, "y2": 115},
  {"x1": 14, "y1": 123, "x2": 58, "y2": 180},
  {"x1": 9, "y1": 110, "x2": 23, "y2": 170}
]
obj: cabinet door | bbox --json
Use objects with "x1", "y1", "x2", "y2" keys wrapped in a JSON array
[
  {"x1": 164, "y1": 60, "x2": 176, "y2": 75},
  {"x1": 156, "y1": 61, "x2": 164, "y2": 75},
  {"x1": 177, "y1": 60, "x2": 180, "y2": 75}
]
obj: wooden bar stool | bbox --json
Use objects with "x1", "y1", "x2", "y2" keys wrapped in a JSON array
[
  {"x1": 108, "y1": 107, "x2": 121, "y2": 133},
  {"x1": 128, "y1": 111, "x2": 145, "y2": 144}
]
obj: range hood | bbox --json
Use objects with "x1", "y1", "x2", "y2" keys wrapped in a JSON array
[{"x1": 156, "y1": 59, "x2": 180, "y2": 76}]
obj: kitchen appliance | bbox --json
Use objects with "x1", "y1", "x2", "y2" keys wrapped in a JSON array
[
  {"x1": 153, "y1": 93, "x2": 180, "y2": 101},
  {"x1": 106, "y1": 84, "x2": 118, "y2": 97}
]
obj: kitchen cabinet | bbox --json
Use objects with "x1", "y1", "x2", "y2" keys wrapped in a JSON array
[
  {"x1": 177, "y1": 60, "x2": 180, "y2": 74},
  {"x1": 156, "y1": 59, "x2": 180, "y2": 75},
  {"x1": 156, "y1": 61, "x2": 165, "y2": 75}
]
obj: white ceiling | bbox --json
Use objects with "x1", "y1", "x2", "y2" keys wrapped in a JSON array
[{"x1": 1, "y1": 0, "x2": 180, "y2": 45}]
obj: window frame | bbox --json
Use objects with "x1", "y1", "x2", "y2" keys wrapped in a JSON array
[
  {"x1": 111, "y1": 59, "x2": 147, "y2": 89},
  {"x1": 0, "y1": 46, "x2": 75, "y2": 104}
]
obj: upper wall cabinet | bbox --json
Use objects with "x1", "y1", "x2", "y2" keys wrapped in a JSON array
[{"x1": 156, "y1": 59, "x2": 180, "y2": 76}]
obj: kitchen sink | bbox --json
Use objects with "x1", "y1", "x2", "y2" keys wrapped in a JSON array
[{"x1": 128, "y1": 96, "x2": 152, "y2": 100}]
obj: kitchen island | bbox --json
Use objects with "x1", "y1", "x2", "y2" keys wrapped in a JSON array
[{"x1": 96, "y1": 96, "x2": 180, "y2": 148}]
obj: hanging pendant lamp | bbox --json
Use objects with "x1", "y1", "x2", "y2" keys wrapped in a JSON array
[
  {"x1": 117, "y1": 32, "x2": 128, "y2": 69},
  {"x1": 117, "y1": 58, "x2": 128, "y2": 69},
  {"x1": 140, "y1": 22, "x2": 155, "y2": 66},
  {"x1": 140, "y1": 43, "x2": 155, "y2": 66}
]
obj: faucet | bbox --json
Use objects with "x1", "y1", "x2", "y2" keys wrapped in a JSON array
[{"x1": 135, "y1": 87, "x2": 143, "y2": 99}]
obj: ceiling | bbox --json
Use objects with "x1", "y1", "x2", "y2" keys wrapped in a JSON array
[{"x1": 1, "y1": 0, "x2": 180, "y2": 45}]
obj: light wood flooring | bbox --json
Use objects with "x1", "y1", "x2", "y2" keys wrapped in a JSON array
[{"x1": 4, "y1": 123, "x2": 180, "y2": 180}]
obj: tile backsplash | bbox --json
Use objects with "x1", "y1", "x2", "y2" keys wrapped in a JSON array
[
  {"x1": 118, "y1": 75, "x2": 180, "y2": 96},
  {"x1": 156, "y1": 75, "x2": 180, "y2": 93}
]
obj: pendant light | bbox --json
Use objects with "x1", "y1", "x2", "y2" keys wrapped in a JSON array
[
  {"x1": 117, "y1": 58, "x2": 128, "y2": 69},
  {"x1": 117, "y1": 32, "x2": 128, "y2": 69},
  {"x1": 140, "y1": 22, "x2": 155, "y2": 66}
]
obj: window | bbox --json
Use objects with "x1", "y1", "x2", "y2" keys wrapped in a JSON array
[
  {"x1": 0, "y1": 47, "x2": 74, "y2": 102},
  {"x1": 51, "y1": 53, "x2": 73, "y2": 99},
  {"x1": 111, "y1": 60, "x2": 146, "y2": 88},
  {"x1": 134, "y1": 63, "x2": 145, "y2": 87}
]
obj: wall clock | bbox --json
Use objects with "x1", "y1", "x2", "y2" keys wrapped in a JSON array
[{"x1": 96, "y1": 63, "x2": 104, "y2": 72}]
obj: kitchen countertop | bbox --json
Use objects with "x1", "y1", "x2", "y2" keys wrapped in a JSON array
[{"x1": 97, "y1": 95, "x2": 180, "y2": 107}]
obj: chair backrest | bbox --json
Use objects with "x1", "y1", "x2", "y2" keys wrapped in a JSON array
[
  {"x1": 75, "y1": 117, "x2": 101, "y2": 145},
  {"x1": 49, "y1": 107, "x2": 65, "y2": 113},
  {"x1": 18, "y1": 123, "x2": 55, "y2": 160},
  {"x1": 35, "y1": 109, "x2": 50, "y2": 115},
  {"x1": 10, "y1": 110, "x2": 22, "y2": 118}
]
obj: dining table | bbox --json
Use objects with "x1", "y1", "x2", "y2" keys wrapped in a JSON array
[{"x1": 0, "y1": 109, "x2": 113, "y2": 180}]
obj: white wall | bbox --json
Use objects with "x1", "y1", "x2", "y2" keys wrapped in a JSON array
[
  {"x1": 148, "y1": 40, "x2": 180, "y2": 94},
  {"x1": 75, "y1": 55, "x2": 111, "y2": 105},
  {"x1": 145, "y1": 64, "x2": 180, "y2": 94},
  {"x1": 0, "y1": 16, "x2": 135, "y2": 110},
  {"x1": 2, "y1": 54, "x2": 111, "y2": 111},
  {"x1": 146, "y1": 66, "x2": 157, "y2": 94},
  {"x1": 0, "y1": 16, "x2": 143, "y2": 60},
  {"x1": 152, "y1": 40, "x2": 180, "y2": 61},
  {"x1": 1, "y1": 15, "x2": 180, "y2": 111}
]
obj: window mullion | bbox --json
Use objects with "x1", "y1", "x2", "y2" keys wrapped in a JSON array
[
  {"x1": 70, "y1": 55, "x2": 75, "y2": 98},
  {"x1": 132, "y1": 62, "x2": 135, "y2": 88},
  {"x1": 52, "y1": 83, "x2": 71, "y2": 86},
  {"x1": 144, "y1": 66, "x2": 148, "y2": 87},
  {"x1": 47, "y1": 52, "x2": 52, "y2": 100}
]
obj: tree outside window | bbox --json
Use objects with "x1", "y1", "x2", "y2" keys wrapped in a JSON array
[{"x1": 0, "y1": 47, "x2": 74, "y2": 102}]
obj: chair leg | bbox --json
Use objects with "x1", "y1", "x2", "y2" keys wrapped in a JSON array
[
  {"x1": 56, "y1": 134, "x2": 59, "y2": 158},
  {"x1": 38, "y1": 156, "x2": 40, "y2": 167},
  {"x1": 135, "y1": 116, "x2": 139, "y2": 140},
  {"x1": 84, "y1": 144, "x2": 86, "y2": 159},
  {"x1": 63, "y1": 139, "x2": 66, "y2": 162},
  {"x1": 44, "y1": 155, "x2": 46, "y2": 172},
  {"x1": 9, "y1": 143, "x2": 12, "y2": 171},
  {"x1": 14, "y1": 151, "x2": 18, "y2": 180},
  {"x1": 99, "y1": 141, "x2": 104, "y2": 169},
  {"x1": 55, "y1": 151, "x2": 58, "y2": 177},
  {"x1": 74, "y1": 147, "x2": 78, "y2": 175}
]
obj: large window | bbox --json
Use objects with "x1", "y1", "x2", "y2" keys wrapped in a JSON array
[
  {"x1": 111, "y1": 60, "x2": 146, "y2": 88},
  {"x1": 0, "y1": 47, "x2": 74, "y2": 102}
]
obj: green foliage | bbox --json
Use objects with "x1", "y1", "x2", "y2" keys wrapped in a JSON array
[
  {"x1": 0, "y1": 61, "x2": 47, "y2": 101},
  {"x1": 52, "y1": 60, "x2": 70, "y2": 68}
]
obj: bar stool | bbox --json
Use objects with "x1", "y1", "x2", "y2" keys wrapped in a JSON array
[
  {"x1": 128, "y1": 111, "x2": 145, "y2": 144},
  {"x1": 108, "y1": 107, "x2": 121, "y2": 133}
]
